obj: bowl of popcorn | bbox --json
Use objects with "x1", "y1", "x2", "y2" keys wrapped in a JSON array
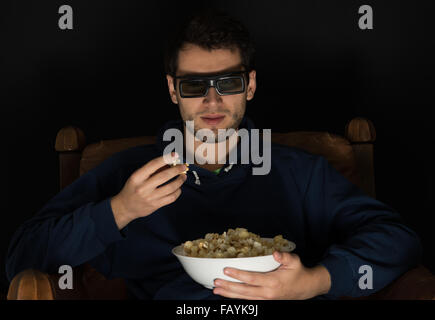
[{"x1": 172, "y1": 228, "x2": 296, "y2": 289}]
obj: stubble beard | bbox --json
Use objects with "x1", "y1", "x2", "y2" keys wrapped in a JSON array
[{"x1": 181, "y1": 104, "x2": 246, "y2": 143}]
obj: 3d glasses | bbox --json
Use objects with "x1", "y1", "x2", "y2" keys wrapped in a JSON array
[{"x1": 174, "y1": 71, "x2": 249, "y2": 98}]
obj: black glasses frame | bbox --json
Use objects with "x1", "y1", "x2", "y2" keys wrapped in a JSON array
[{"x1": 173, "y1": 71, "x2": 249, "y2": 98}]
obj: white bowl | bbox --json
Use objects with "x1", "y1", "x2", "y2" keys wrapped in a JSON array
[{"x1": 172, "y1": 238, "x2": 296, "y2": 289}]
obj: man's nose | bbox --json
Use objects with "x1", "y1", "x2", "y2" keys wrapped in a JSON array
[{"x1": 203, "y1": 86, "x2": 223, "y2": 105}]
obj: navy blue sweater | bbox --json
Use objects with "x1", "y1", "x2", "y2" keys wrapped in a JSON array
[{"x1": 6, "y1": 117, "x2": 422, "y2": 299}]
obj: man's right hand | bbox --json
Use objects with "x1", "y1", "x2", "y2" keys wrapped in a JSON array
[{"x1": 110, "y1": 153, "x2": 188, "y2": 230}]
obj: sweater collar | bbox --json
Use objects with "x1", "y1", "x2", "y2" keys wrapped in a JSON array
[{"x1": 155, "y1": 116, "x2": 257, "y2": 188}]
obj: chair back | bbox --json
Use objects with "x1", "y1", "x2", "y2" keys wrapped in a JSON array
[
  {"x1": 55, "y1": 117, "x2": 375, "y2": 197},
  {"x1": 79, "y1": 132, "x2": 361, "y2": 190}
]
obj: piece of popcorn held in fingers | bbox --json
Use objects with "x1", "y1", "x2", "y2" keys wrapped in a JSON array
[
  {"x1": 171, "y1": 157, "x2": 189, "y2": 174},
  {"x1": 171, "y1": 157, "x2": 181, "y2": 167},
  {"x1": 181, "y1": 163, "x2": 189, "y2": 174}
]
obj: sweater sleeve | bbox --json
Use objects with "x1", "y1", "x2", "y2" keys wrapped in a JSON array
[
  {"x1": 305, "y1": 156, "x2": 423, "y2": 299},
  {"x1": 5, "y1": 162, "x2": 127, "y2": 282}
]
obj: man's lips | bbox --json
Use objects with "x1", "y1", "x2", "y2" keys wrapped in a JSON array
[{"x1": 200, "y1": 114, "x2": 225, "y2": 125}]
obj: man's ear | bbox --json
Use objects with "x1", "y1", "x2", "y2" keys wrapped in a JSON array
[
  {"x1": 166, "y1": 74, "x2": 178, "y2": 104},
  {"x1": 246, "y1": 70, "x2": 256, "y2": 101}
]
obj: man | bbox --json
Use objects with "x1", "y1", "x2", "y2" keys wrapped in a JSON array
[{"x1": 6, "y1": 10, "x2": 422, "y2": 300}]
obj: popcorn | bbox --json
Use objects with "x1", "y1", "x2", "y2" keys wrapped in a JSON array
[
  {"x1": 182, "y1": 228, "x2": 292, "y2": 258},
  {"x1": 171, "y1": 158, "x2": 181, "y2": 166},
  {"x1": 170, "y1": 157, "x2": 189, "y2": 174}
]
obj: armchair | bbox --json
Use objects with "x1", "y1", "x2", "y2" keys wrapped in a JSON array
[{"x1": 7, "y1": 117, "x2": 435, "y2": 300}]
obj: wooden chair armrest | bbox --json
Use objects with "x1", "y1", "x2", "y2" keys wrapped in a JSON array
[
  {"x1": 373, "y1": 265, "x2": 435, "y2": 300},
  {"x1": 7, "y1": 264, "x2": 129, "y2": 300},
  {"x1": 7, "y1": 269, "x2": 55, "y2": 300},
  {"x1": 49, "y1": 264, "x2": 128, "y2": 300},
  {"x1": 342, "y1": 265, "x2": 435, "y2": 300}
]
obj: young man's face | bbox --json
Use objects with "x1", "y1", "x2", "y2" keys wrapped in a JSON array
[{"x1": 167, "y1": 44, "x2": 256, "y2": 138}]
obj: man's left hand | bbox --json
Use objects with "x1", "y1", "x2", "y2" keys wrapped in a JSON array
[{"x1": 213, "y1": 251, "x2": 331, "y2": 300}]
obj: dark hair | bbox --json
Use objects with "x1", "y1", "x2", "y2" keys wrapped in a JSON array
[{"x1": 164, "y1": 10, "x2": 255, "y2": 76}]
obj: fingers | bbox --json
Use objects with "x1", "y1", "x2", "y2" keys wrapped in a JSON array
[
  {"x1": 132, "y1": 153, "x2": 179, "y2": 183},
  {"x1": 146, "y1": 164, "x2": 188, "y2": 190},
  {"x1": 222, "y1": 268, "x2": 271, "y2": 287},
  {"x1": 152, "y1": 188, "x2": 182, "y2": 208},
  {"x1": 148, "y1": 173, "x2": 187, "y2": 201},
  {"x1": 213, "y1": 279, "x2": 267, "y2": 300},
  {"x1": 213, "y1": 285, "x2": 264, "y2": 300},
  {"x1": 214, "y1": 268, "x2": 284, "y2": 300},
  {"x1": 273, "y1": 251, "x2": 299, "y2": 268}
]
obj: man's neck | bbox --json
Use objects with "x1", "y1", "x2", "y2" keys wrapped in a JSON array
[
  {"x1": 183, "y1": 125, "x2": 239, "y2": 172},
  {"x1": 197, "y1": 162, "x2": 225, "y2": 172}
]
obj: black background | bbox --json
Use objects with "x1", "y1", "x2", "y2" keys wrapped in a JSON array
[{"x1": 0, "y1": 0, "x2": 434, "y2": 298}]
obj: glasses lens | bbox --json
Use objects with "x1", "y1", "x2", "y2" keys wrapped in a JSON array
[
  {"x1": 217, "y1": 77, "x2": 244, "y2": 94},
  {"x1": 180, "y1": 80, "x2": 208, "y2": 97}
]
